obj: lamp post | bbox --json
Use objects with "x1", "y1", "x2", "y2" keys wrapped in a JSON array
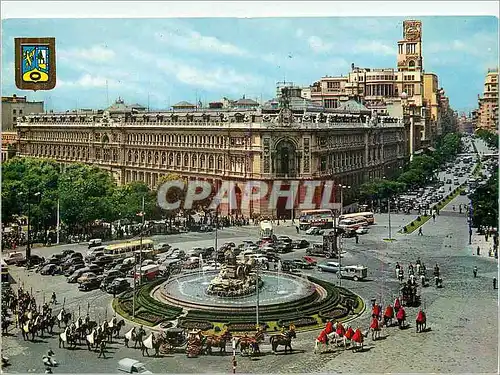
[
  {"x1": 22, "y1": 190, "x2": 41, "y2": 259},
  {"x1": 338, "y1": 184, "x2": 351, "y2": 215}
]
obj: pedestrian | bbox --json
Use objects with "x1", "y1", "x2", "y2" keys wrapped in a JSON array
[
  {"x1": 477, "y1": 246, "x2": 480, "y2": 256},
  {"x1": 124, "y1": 335, "x2": 129, "y2": 348},
  {"x1": 355, "y1": 234, "x2": 359, "y2": 244},
  {"x1": 473, "y1": 266, "x2": 478, "y2": 278},
  {"x1": 98, "y1": 340, "x2": 106, "y2": 358},
  {"x1": 418, "y1": 227, "x2": 423, "y2": 236},
  {"x1": 296, "y1": 226, "x2": 299, "y2": 234},
  {"x1": 51, "y1": 292, "x2": 57, "y2": 305},
  {"x1": 494, "y1": 278, "x2": 497, "y2": 290},
  {"x1": 432, "y1": 214, "x2": 436, "y2": 222}
]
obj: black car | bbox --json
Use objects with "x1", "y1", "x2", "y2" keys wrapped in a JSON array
[
  {"x1": 40, "y1": 264, "x2": 61, "y2": 276},
  {"x1": 18, "y1": 255, "x2": 44, "y2": 268},
  {"x1": 68, "y1": 268, "x2": 89, "y2": 283},
  {"x1": 64, "y1": 263, "x2": 85, "y2": 276},
  {"x1": 105, "y1": 278, "x2": 130, "y2": 294},
  {"x1": 61, "y1": 249, "x2": 75, "y2": 257},
  {"x1": 62, "y1": 257, "x2": 85, "y2": 269},
  {"x1": 78, "y1": 278, "x2": 101, "y2": 291},
  {"x1": 87, "y1": 263, "x2": 104, "y2": 274},
  {"x1": 47, "y1": 254, "x2": 64, "y2": 265},
  {"x1": 275, "y1": 242, "x2": 293, "y2": 254},
  {"x1": 291, "y1": 239, "x2": 309, "y2": 249},
  {"x1": 277, "y1": 236, "x2": 292, "y2": 244},
  {"x1": 100, "y1": 275, "x2": 118, "y2": 291},
  {"x1": 93, "y1": 255, "x2": 113, "y2": 267}
]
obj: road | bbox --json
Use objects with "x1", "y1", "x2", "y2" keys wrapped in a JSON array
[{"x1": 2, "y1": 137, "x2": 498, "y2": 373}]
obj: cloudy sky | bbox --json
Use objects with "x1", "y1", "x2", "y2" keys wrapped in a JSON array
[{"x1": 1, "y1": 16, "x2": 498, "y2": 113}]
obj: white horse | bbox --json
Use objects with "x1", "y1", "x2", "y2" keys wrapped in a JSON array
[
  {"x1": 370, "y1": 325, "x2": 382, "y2": 341},
  {"x1": 352, "y1": 330, "x2": 369, "y2": 352},
  {"x1": 314, "y1": 332, "x2": 340, "y2": 353}
]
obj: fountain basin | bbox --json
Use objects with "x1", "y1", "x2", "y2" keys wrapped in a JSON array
[{"x1": 155, "y1": 270, "x2": 319, "y2": 312}]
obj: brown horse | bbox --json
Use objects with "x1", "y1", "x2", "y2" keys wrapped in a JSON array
[
  {"x1": 270, "y1": 329, "x2": 296, "y2": 354},
  {"x1": 204, "y1": 331, "x2": 232, "y2": 355}
]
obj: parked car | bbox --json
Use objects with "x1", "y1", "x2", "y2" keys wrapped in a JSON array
[
  {"x1": 106, "y1": 278, "x2": 130, "y2": 295},
  {"x1": 40, "y1": 264, "x2": 61, "y2": 276},
  {"x1": 306, "y1": 243, "x2": 328, "y2": 257},
  {"x1": 103, "y1": 269, "x2": 126, "y2": 279},
  {"x1": 77, "y1": 272, "x2": 97, "y2": 284},
  {"x1": 64, "y1": 263, "x2": 85, "y2": 276},
  {"x1": 305, "y1": 226, "x2": 321, "y2": 235},
  {"x1": 3, "y1": 251, "x2": 25, "y2": 265},
  {"x1": 68, "y1": 268, "x2": 89, "y2": 283},
  {"x1": 303, "y1": 256, "x2": 317, "y2": 266},
  {"x1": 87, "y1": 263, "x2": 104, "y2": 274},
  {"x1": 78, "y1": 278, "x2": 101, "y2": 291},
  {"x1": 61, "y1": 249, "x2": 76, "y2": 257},
  {"x1": 317, "y1": 261, "x2": 341, "y2": 273},
  {"x1": 18, "y1": 255, "x2": 43, "y2": 268},
  {"x1": 291, "y1": 239, "x2": 309, "y2": 249},
  {"x1": 94, "y1": 255, "x2": 113, "y2": 267}
]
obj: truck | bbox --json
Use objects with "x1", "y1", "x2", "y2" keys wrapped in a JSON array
[{"x1": 260, "y1": 220, "x2": 273, "y2": 238}]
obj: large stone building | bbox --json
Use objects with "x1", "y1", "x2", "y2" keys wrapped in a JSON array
[
  {"x1": 2, "y1": 94, "x2": 44, "y2": 131},
  {"x1": 476, "y1": 68, "x2": 499, "y2": 132},
  {"x1": 16, "y1": 87, "x2": 408, "y2": 217},
  {"x1": 302, "y1": 20, "x2": 448, "y2": 152},
  {"x1": 1, "y1": 132, "x2": 17, "y2": 162}
]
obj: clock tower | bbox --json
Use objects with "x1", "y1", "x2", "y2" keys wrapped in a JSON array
[{"x1": 397, "y1": 20, "x2": 423, "y2": 72}]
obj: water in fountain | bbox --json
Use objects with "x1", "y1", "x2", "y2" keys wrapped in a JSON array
[
  {"x1": 199, "y1": 255, "x2": 210, "y2": 285},
  {"x1": 276, "y1": 260, "x2": 287, "y2": 295}
]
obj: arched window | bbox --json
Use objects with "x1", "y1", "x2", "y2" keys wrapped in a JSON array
[
  {"x1": 209, "y1": 155, "x2": 214, "y2": 169},
  {"x1": 184, "y1": 154, "x2": 189, "y2": 167},
  {"x1": 176, "y1": 153, "x2": 181, "y2": 166},
  {"x1": 191, "y1": 155, "x2": 197, "y2": 168},
  {"x1": 200, "y1": 155, "x2": 205, "y2": 168},
  {"x1": 128, "y1": 150, "x2": 132, "y2": 162}
]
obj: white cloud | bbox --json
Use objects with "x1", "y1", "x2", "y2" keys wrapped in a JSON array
[
  {"x1": 295, "y1": 28, "x2": 304, "y2": 38},
  {"x1": 155, "y1": 28, "x2": 249, "y2": 57},
  {"x1": 59, "y1": 45, "x2": 116, "y2": 62},
  {"x1": 58, "y1": 74, "x2": 119, "y2": 88},
  {"x1": 426, "y1": 32, "x2": 498, "y2": 57},
  {"x1": 307, "y1": 35, "x2": 333, "y2": 53},
  {"x1": 352, "y1": 40, "x2": 396, "y2": 56}
]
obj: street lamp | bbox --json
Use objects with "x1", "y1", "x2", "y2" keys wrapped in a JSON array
[
  {"x1": 21, "y1": 190, "x2": 41, "y2": 259},
  {"x1": 338, "y1": 184, "x2": 351, "y2": 215}
]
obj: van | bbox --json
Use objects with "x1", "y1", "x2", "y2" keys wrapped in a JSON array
[
  {"x1": 3, "y1": 252, "x2": 25, "y2": 265},
  {"x1": 338, "y1": 265, "x2": 368, "y2": 281}
]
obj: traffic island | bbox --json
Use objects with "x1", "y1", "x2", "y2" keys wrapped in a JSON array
[{"x1": 113, "y1": 275, "x2": 365, "y2": 335}]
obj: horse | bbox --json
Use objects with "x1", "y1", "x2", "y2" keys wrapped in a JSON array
[
  {"x1": 369, "y1": 318, "x2": 382, "y2": 341},
  {"x1": 2, "y1": 318, "x2": 12, "y2": 335},
  {"x1": 133, "y1": 328, "x2": 146, "y2": 349},
  {"x1": 58, "y1": 327, "x2": 78, "y2": 349},
  {"x1": 314, "y1": 330, "x2": 340, "y2": 354},
  {"x1": 270, "y1": 329, "x2": 296, "y2": 354},
  {"x1": 236, "y1": 337, "x2": 259, "y2": 356},
  {"x1": 142, "y1": 333, "x2": 166, "y2": 357},
  {"x1": 112, "y1": 319, "x2": 125, "y2": 338},
  {"x1": 204, "y1": 330, "x2": 232, "y2": 355},
  {"x1": 57, "y1": 309, "x2": 72, "y2": 328}
]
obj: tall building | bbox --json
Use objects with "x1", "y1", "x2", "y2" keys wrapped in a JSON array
[
  {"x1": 2, "y1": 94, "x2": 44, "y2": 131},
  {"x1": 423, "y1": 73, "x2": 441, "y2": 138},
  {"x1": 16, "y1": 90, "x2": 408, "y2": 218},
  {"x1": 1, "y1": 132, "x2": 17, "y2": 162},
  {"x1": 477, "y1": 68, "x2": 499, "y2": 132},
  {"x1": 302, "y1": 20, "x2": 446, "y2": 152}
]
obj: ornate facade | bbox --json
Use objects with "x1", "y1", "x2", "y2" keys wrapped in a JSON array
[{"x1": 16, "y1": 95, "x2": 407, "y2": 217}]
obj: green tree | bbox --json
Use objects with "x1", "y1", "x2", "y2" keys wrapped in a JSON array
[
  {"x1": 58, "y1": 163, "x2": 117, "y2": 235},
  {"x1": 471, "y1": 169, "x2": 498, "y2": 228},
  {"x1": 113, "y1": 181, "x2": 158, "y2": 223}
]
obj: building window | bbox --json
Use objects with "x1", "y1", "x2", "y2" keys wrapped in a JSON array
[
  {"x1": 13, "y1": 109, "x2": 17, "y2": 115},
  {"x1": 13, "y1": 117, "x2": 17, "y2": 122},
  {"x1": 19, "y1": 109, "x2": 23, "y2": 114},
  {"x1": 324, "y1": 99, "x2": 338, "y2": 109}
]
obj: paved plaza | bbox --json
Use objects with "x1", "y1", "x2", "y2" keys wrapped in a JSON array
[{"x1": 2, "y1": 186, "x2": 498, "y2": 373}]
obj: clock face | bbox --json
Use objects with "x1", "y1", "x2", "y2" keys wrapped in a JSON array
[{"x1": 405, "y1": 24, "x2": 420, "y2": 41}]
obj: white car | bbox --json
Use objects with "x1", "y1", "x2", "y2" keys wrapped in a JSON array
[
  {"x1": 356, "y1": 227, "x2": 369, "y2": 235},
  {"x1": 305, "y1": 226, "x2": 321, "y2": 235}
]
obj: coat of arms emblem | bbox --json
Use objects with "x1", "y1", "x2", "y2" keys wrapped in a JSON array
[{"x1": 15, "y1": 37, "x2": 56, "y2": 90}]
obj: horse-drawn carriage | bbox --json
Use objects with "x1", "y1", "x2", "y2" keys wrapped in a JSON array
[
  {"x1": 400, "y1": 283, "x2": 420, "y2": 307},
  {"x1": 160, "y1": 327, "x2": 188, "y2": 354}
]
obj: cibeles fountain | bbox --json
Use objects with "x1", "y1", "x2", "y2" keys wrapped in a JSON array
[
  {"x1": 154, "y1": 248, "x2": 318, "y2": 312},
  {"x1": 206, "y1": 248, "x2": 262, "y2": 297}
]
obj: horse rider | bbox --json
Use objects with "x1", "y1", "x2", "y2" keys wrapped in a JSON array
[
  {"x1": 408, "y1": 263, "x2": 414, "y2": 276},
  {"x1": 416, "y1": 309, "x2": 426, "y2": 326},
  {"x1": 317, "y1": 329, "x2": 329, "y2": 346},
  {"x1": 396, "y1": 306, "x2": 406, "y2": 328},
  {"x1": 98, "y1": 339, "x2": 106, "y2": 358},
  {"x1": 433, "y1": 264, "x2": 440, "y2": 277},
  {"x1": 371, "y1": 303, "x2": 381, "y2": 320},
  {"x1": 138, "y1": 325, "x2": 146, "y2": 338},
  {"x1": 398, "y1": 267, "x2": 404, "y2": 281},
  {"x1": 394, "y1": 297, "x2": 401, "y2": 315},
  {"x1": 324, "y1": 320, "x2": 334, "y2": 335},
  {"x1": 51, "y1": 292, "x2": 57, "y2": 305},
  {"x1": 383, "y1": 304, "x2": 394, "y2": 327}
]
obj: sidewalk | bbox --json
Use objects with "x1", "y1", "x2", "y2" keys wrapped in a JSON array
[{"x1": 467, "y1": 232, "x2": 498, "y2": 262}]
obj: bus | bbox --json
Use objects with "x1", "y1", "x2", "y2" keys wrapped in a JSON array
[
  {"x1": 260, "y1": 220, "x2": 273, "y2": 238},
  {"x1": 339, "y1": 211, "x2": 375, "y2": 225},
  {"x1": 104, "y1": 239, "x2": 154, "y2": 259},
  {"x1": 1, "y1": 259, "x2": 9, "y2": 283},
  {"x1": 299, "y1": 209, "x2": 334, "y2": 230}
]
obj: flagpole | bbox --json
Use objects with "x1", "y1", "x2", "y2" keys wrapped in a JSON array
[{"x1": 139, "y1": 196, "x2": 145, "y2": 286}]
